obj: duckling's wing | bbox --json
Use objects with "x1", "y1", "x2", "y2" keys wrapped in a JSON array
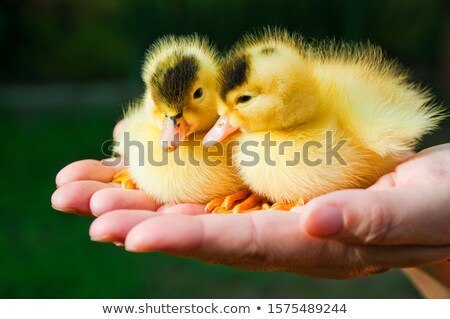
[{"x1": 316, "y1": 48, "x2": 445, "y2": 156}]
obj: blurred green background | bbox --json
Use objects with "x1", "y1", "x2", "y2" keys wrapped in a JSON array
[{"x1": 1, "y1": 0, "x2": 449, "y2": 298}]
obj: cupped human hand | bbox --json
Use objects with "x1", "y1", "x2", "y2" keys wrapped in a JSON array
[
  {"x1": 52, "y1": 118, "x2": 450, "y2": 281},
  {"x1": 88, "y1": 144, "x2": 450, "y2": 279}
]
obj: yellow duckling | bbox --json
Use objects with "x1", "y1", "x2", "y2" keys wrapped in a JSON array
[
  {"x1": 204, "y1": 28, "x2": 444, "y2": 210},
  {"x1": 113, "y1": 35, "x2": 244, "y2": 204}
]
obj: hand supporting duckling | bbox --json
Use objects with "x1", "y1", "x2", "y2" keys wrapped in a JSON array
[{"x1": 52, "y1": 142, "x2": 450, "y2": 298}]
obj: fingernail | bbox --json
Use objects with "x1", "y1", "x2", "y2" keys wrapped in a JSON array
[
  {"x1": 90, "y1": 235, "x2": 113, "y2": 242},
  {"x1": 91, "y1": 210, "x2": 101, "y2": 217},
  {"x1": 305, "y1": 206, "x2": 343, "y2": 237},
  {"x1": 124, "y1": 245, "x2": 142, "y2": 252},
  {"x1": 113, "y1": 241, "x2": 124, "y2": 247},
  {"x1": 52, "y1": 206, "x2": 79, "y2": 214}
]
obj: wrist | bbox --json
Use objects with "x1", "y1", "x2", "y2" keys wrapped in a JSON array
[
  {"x1": 418, "y1": 261, "x2": 450, "y2": 288},
  {"x1": 403, "y1": 261, "x2": 450, "y2": 298}
]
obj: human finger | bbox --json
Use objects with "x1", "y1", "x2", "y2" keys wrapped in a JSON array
[
  {"x1": 122, "y1": 211, "x2": 450, "y2": 277},
  {"x1": 89, "y1": 210, "x2": 156, "y2": 243},
  {"x1": 297, "y1": 187, "x2": 450, "y2": 246},
  {"x1": 51, "y1": 180, "x2": 119, "y2": 216},
  {"x1": 55, "y1": 159, "x2": 122, "y2": 187},
  {"x1": 113, "y1": 119, "x2": 125, "y2": 141},
  {"x1": 90, "y1": 188, "x2": 160, "y2": 216}
]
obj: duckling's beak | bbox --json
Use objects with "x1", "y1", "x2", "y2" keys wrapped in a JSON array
[
  {"x1": 202, "y1": 114, "x2": 239, "y2": 147},
  {"x1": 159, "y1": 113, "x2": 189, "y2": 152}
]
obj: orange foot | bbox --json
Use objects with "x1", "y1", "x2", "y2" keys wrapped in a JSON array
[
  {"x1": 205, "y1": 190, "x2": 264, "y2": 214},
  {"x1": 232, "y1": 193, "x2": 263, "y2": 213},
  {"x1": 270, "y1": 197, "x2": 306, "y2": 211},
  {"x1": 112, "y1": 169, "x2": 138, "y2": 190},
  {"x1": 261, "y1": 198, "x2": 271, "y2": 210}
]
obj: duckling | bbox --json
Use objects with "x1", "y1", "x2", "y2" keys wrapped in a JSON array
[
  {"x1": 203, "y1": 28, "x2": 445, "y2": 210},
  {"x1": 113, "y1": 35, "x2": 245, "y2": 204}
]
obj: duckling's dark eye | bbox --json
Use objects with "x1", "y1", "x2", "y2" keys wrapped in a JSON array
[
  {"x1": 193, "y1": 88, "x2": 203, "y2": 99},
  {"x1": 237, "y1": 95, "x2": 252, "y2": 104}
]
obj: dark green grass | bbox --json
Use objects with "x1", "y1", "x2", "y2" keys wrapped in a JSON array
[{"x1": 3, "y1": 105, "x2": 443, "y2": 298}]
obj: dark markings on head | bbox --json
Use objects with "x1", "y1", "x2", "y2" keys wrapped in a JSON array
[
  {"x1": 220, "y1": 54, "x2": 249, "y2": 99},
  {"x1": 260, "y1": 47, "x2": 275, "y2": 55},
  {"x1": 151, "y1": 54, "x2": 199, "y2": 112}
]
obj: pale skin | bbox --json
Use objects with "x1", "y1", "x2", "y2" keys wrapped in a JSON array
[{"x1": 51, "y1": 121, "x2": 450, "y2": 297}]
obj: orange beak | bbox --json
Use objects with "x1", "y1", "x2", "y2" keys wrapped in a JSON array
[
  {"x1": 159, "y1": 113, "x2": 189, "y2": 152},
  {"x1": 202, "y1": 115, "x2": 239, "y2": 147}
]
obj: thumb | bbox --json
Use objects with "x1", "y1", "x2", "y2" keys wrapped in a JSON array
[
  {"x1": 113, "y1": 119, "x2": 125, "y2": 141},
  {"x1": 295, "y1": 188, "x2": 450, "y2": 246}
]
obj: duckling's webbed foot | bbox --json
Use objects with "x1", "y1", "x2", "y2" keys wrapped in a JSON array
[
  {"x1": 270, "y1": 203, "x2": 296, "y2": 211},
  {"x1": 232, "y1": 193, "x2": 263, "y2": 213},
  {"x1": 112, "y1": 168, "x2": 138, "y2": 190},
  {"x1": 205, "y1": 190, "x2": 249, "y2": 214},
  {"x1": 205, "y1": 190, "x2": 265, "y2": 214},
  {"x1": 270, "y1": 197, "x2": 306, "y2": 211}
]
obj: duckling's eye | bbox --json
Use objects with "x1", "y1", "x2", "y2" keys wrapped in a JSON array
[
  {"x1": 193, "y1": 88, "x2": 203, "y2": 99},
  {"x1": 236, "y1": 95, "x2": 252, "y2": 104}
]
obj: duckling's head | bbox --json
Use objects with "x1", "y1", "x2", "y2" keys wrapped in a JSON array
[
  {"x1": 142, "y1": 35, "x2": 221, "y2": 151},
  {"x1": 204, "y1": 29, "x2": 321, "y2": 145}
]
